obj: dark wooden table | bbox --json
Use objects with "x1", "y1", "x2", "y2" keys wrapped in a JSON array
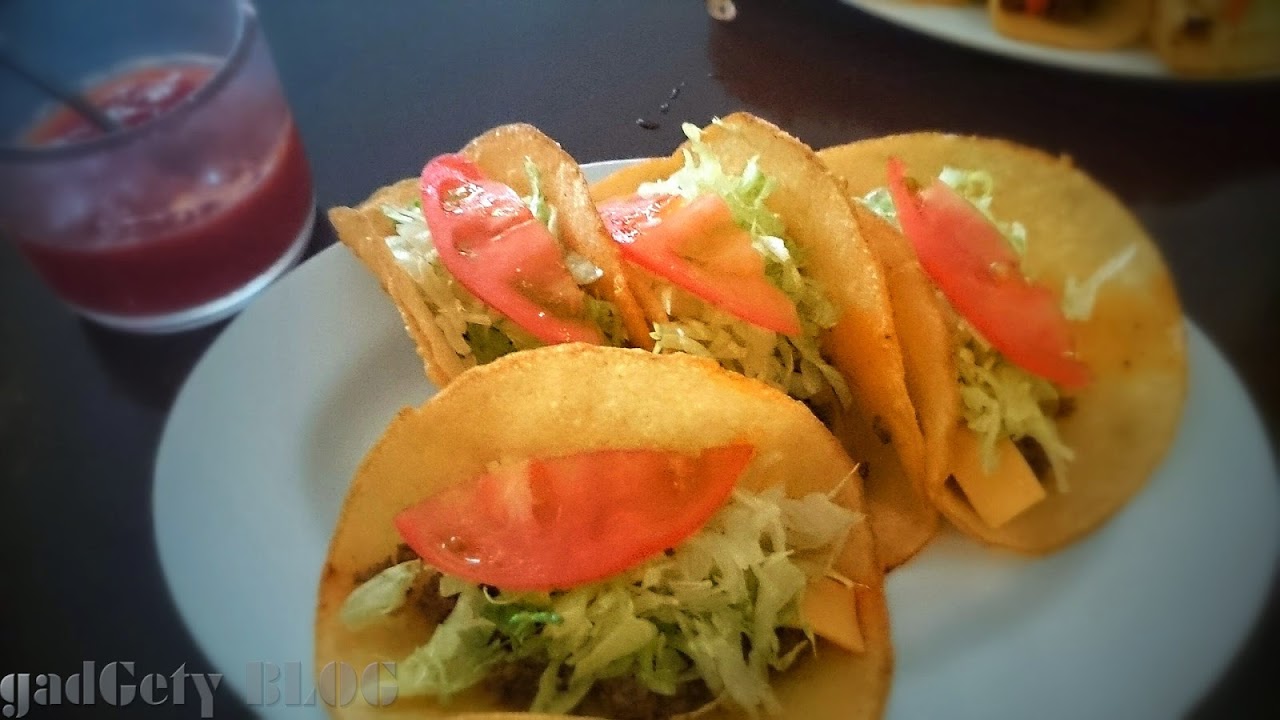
[{"x1": 2, "y1": 0, "x2": 1276, "y2": 717}]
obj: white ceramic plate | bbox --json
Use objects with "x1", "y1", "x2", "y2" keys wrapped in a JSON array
[
  {"x1": 841, "y1": 0, "x2": 1278, "y2": 81},
  {"x1": 155, "y1": 159, "x2": 1279, "y2": 719}
]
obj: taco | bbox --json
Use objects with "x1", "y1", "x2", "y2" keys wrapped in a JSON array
[
  {"x1": 314, "y1": 344, "x2": 892, "y2": 719},
  {"x1": 988, "y1": 0, "x2": 1153, "y2": 50},
  {"x1": 1151, "y1": 0, "x2": 1280, "y2": 75},
  {"x1": 328, "y1": 124, "x2": 654, "y2": 388},
  {"x1": 589, "y1": 113, "x2": 937, "y2": 570},
  {"x1": 819, "y1": 133, "x2": 1187, "y2": 553}
]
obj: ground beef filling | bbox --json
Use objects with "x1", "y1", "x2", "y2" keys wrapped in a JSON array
[
  {"x1": 1015, "y1": 436, "x2": 1052, "y2": 482},
  {"x1": 581, "y1": 676, "x2": 714, "y2": 720},
  {"x1": 1054, "y1": 396, "x2": 1077, "y2": 420},
  {"x1": 410, "y1": 573, "x2": 458, "y2": 627},
  {"x1": 1181, "y1": 15, "x2": 1213, "y2": 40},
  {"x1": 776, "y1": 626, "x2": 810, "y2": 657},
  {"x1": 999, "y1": 0, "x2": 1098, "y2": 22},
  {"x1": 481, "y1": 659, "x2": 545, "y2": 709},
  {"x1": 1015, "y1": 394, "x2": 1074, "y2": 484}
]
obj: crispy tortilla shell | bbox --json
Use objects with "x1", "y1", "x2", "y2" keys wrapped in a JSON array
[
  {"x1": 828, "y1": 394, "x2": 940, "y2": 571},
  {"x1": 820, "y1": 132, "x2": 1187, "y2": 553},
  {"x1": 327, "y1": 124, "x2": 653, "y2": 388},
  {"x1": 590, "y1": 113, "x2": 938, "y2": 570},
  {"x1": 1151, "y1": 0, "x2": 1280, "y2": 76},
  {"x1": 988, "y1": 0, "x2": 1152, "y2": 50},
  {"x1": 315, "y1": 344, "x2": 891, "y2": 719}
]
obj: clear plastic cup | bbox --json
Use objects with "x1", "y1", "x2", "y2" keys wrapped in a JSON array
[{"x1": 0, "y1": 0, "x2": 315, "y2": 333}]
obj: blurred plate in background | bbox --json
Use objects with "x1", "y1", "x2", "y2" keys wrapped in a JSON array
[{"x1": 842, "y1": 0, "x2": 1278, "y2": 81}]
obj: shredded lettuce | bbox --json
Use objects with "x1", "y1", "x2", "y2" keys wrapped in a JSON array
[
  {"x1": 650, "y1": 284, "x2": 848, "y2": 407},
  {"x1": 381, "y1": 175, "x2": 626, "y2": 365},
  {"x1": 640, "y1": 124, "x2": 784, "y2": 241},
  {"x1": 346, "y1": 487, "x2": 860, "y2": 717},
  {"x1": 584, "y1": 294, "x2": 626, "y2": 347},
  {"x1": 339, "y1": 560, "x2": 423, "y2": 629},
  {"x1": 393, "y1": 585, "x2": 505, "y2": 701},
  {"x1": 858, "y1": 185, "x2": 899, "y2": 228},
  {"x1": 564, "y1": 252, "x2": 605, "y2": 286},
  {"x1": 466, "y1": 323, "x2": 519, "y2": 365},
  {"x1": 481, "y1": 596, "x2": 564, "y2": 654},
  {"x1": 639, "y1": 123, "x2": 851, "y2": 409},
  {"x1": 1062, "y1": 244, "x2": 1137, "y2": 321},
  {"x1": 522, "y1": 157, "x2": 559, "y2": 236},
  {"x1": 956, "y1": 323, "x2": 1074, "y2": 489}
]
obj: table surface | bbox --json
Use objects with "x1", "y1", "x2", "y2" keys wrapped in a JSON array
[{"x1": 2, "y1": 0, "x2": 1277, "y2": 717}]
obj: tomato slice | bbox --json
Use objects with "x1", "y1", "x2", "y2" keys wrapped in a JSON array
[
  {"x1": 886, "y1": 157, "x2": 1090, "y2": 389},
  {"x1": 599, "y1": 193, "x2": 802, "y2": 337},
  {"x1": 419, "y1": 154, "x2": 603, "y2": 345},
  {"x1": 394, "y1": 444, "x2": 755, "y2": 591}
]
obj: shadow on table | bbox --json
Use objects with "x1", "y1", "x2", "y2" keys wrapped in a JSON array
[
  {"x1": 78, "y1": 317, "x2": 228, "y2": 412},
  {"x1": 76, "y1": 211, "x2": 335, "y2": 412}
]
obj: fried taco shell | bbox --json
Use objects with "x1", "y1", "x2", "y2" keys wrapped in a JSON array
[
  {"x1": 315, "y1": 344, "x2": 891, "y2": 719},
  {"x1": 590, "y1": 113, "x2": 938, "y2": 570},
  {"x1": 328, "y1": 124, "x2": 653, "y2": 388},
  {"x1": 989, "y1": 0, "x2": 1153, "y2": 50},
  {"x1": 1151, "y1": 0, "x2": 1280, "y2": 76},
  {"x1": 820, "y1": 132, "x2": 1187, "y2": 553}
]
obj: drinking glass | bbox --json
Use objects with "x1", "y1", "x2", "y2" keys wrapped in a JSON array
[{"x1": 0, "y1": 0, "x2": 315, "y2": 332}]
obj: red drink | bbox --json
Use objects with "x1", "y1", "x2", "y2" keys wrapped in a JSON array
[
  {"x1": 16, "y1": 63, "x2": 314, "y2": 318},
  {"x1": 27, "y1": 64, "x2": 216, "y2": 146},
  {"x1": 1, "y1": 2, "x2": 314, "y2": 333}
]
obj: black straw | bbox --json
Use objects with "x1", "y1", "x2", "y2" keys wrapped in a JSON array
[{"x1": 0, "y1": 35, "x2": 120, "y2": 133}]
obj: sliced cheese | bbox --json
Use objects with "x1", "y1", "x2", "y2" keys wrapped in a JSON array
[
  {"x1": 802, "y1": 576, "x2": 864, "y2": 653},
  {"x1": 948, "y1": 429, "x2": 1046, "y2": 529}
]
